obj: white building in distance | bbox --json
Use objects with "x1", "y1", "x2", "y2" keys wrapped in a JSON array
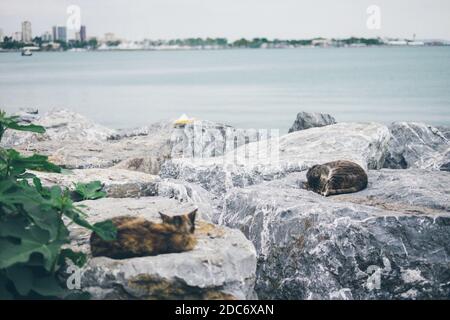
[
  {"x1": 0, "y1": 29, "x2": 4, "y2": 42},
  {"x1": 104, "y1": 32, "x2": 116, "y2": 42},
  {"x1": 21, "y1": 21, "x2": 32, "y2": 43},
  {"x1": 13, "y1": 32, "x2": 22, "y2": 41},
  {"x1": 41, "y1": 31, "x2": 52, "y2": 42}
]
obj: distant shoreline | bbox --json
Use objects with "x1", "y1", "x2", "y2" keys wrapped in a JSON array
[
  {"x1": 2, "y1": 36, "x2": 450, "y2": 53},
  {"x1": 1, "y1": 44, "x2": 450, "y2": 54}
]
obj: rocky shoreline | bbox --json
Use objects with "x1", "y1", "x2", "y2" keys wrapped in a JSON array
[{"x1": 2, "y1": 108, "x2": 449, "y2": 300}]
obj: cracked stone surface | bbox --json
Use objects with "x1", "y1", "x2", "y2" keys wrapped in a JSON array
[
  {"x1": 217, "y1": 169, "x2": 450, "y2": 299},
  {"x1": 66, "y1": 197, "x2": 257, "y2": 300}
]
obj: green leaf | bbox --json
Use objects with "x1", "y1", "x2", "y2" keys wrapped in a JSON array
[
  {"x1": 4, "y1": 121, "x2": 45, "y2": 134},
  {"x1": 72, "y1": 181, "x2": 106, "y2": 201},
  {"x1": 0, "y1": 111, "x2": 45, "y2": 134},
  {"x1": 0, "y1": 110, "x2": 108, "y2": 299},
  {"x1": 31, "y1": 274, "x2": 65, "y2": 297},
  {"x1": 92, "y1": 220, "x2": 117, "y2": 241},
  {"x1": 63, "y1": 206, "x2": 117, "y2": 241},
  {"x1": 5, "y1": 265, "x2": 33, "y2": 296},
  {"x1": 59, "y1": 249, "x2": 87, "y2": 268},
  {"x1": 5, "y1": 149, "x2": 61, "y2": 176},
  {"x1": 0, "y1": 223, "x2": 65, "y2": 271}
]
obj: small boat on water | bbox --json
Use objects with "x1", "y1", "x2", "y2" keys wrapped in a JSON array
[{"x1": 21, "y1": 49, "x2": 32, "y2": 56}]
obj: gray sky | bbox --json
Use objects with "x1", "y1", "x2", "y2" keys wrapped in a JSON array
[{"x1": 1, "y1": 0, "x2": 449, "y2": 40}]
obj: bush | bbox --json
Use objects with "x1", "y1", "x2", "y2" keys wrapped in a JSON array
[{"x1": 0, "y1": 111, "x2": 116, "y2": 299}]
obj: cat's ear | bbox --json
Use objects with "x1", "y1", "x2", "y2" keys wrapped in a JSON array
[
  {"x1": 159, "y1": 212, "x2": 172, "y2": 223},
  {"x1": 188, "y1": 208, "x2": 197, "y2": 224}
]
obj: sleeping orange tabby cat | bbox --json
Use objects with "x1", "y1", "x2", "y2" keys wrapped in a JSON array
[{"x1": 90, "y1": 209, "x2": 197, "y2": 259}]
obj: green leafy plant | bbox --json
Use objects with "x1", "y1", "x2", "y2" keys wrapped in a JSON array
[
  {"x1": 0, "y1": 111, "x2": 116, "y2": 299},
  {"x1": 71, "y1": 181, "x2": 107, "y2": 201}
]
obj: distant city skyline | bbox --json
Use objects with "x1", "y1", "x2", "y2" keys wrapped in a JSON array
[{"x1": 1, "y1": 0, "x2": 450, "y2": 41}]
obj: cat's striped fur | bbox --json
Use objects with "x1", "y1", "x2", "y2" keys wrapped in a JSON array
[
  {"x1": 90, "y1": 209, "x2": 197, "y2": 259},
  {"x1": 305, "y1": 160, "x2": 368, "y2": 196}
]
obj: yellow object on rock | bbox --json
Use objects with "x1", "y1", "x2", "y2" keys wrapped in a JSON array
[{"x1": 174, "y1": 114, "x2": 195, "y2": 126}]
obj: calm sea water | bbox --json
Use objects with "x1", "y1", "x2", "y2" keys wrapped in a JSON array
[{"x1": 1, "y1": 47, "x2": 450, "y2": 132}]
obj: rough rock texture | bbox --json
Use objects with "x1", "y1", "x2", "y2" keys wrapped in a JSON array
[
  {"x1": 14, "y1": 108, "x2": 40, "y2": 123},
  {"x1": 2, "y1": 109, "x2": 116, "y2": 148},
  {"x1": 440, "y1": 151, "x2": 450, "y2": 172},
  {"x1": 288, "y1": 111, "x2": 336, "y2": 133},
  {"x1": 33, "y1": 168, "x2": 161, "y2": 198},
  {"x1": 67, "y1": 197, "x2": 257, "y2": 300},
  {"x1": 171, "y1": 120, "x2": 264, "y2": 158},
  {"x1": 34, "y1": 168, "x2": 215, "y2": 220},
  {"x1": 384, "y1": 122, "x2": 449, "y2": 171},
  {"x1": 436, "y1": 126, "x2": 450, "y2": 140},
  {"x1": 5, "y1": 117, "x2": 173, "y2": 174},
  {"x1": 333, "y1": 169, "x2": 450, "y2": 214},
  {"x1": 3, "y1": 111, "x2": 258, "y2": 176},
  {"x1": 217, "y1": 169, "x2": 450, "y2": 299},
  {"x1": 155, "y1": 178, "x2": 216, "y2": 221},
  {"x1": 161, "y1": 122, "x2": 391, "y2": 195}
]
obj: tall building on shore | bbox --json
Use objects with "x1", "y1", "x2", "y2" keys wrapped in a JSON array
[
  {"x1": 41, "y1": 31, "x2": 52, "y2": 42},
  {"x1": 80, "y1": 25, "x2": 86, "y2": 42},
  {"x1": 52, "y1": 26, "x2": 67, "y2": 42},
  {"x1": 21, "y1": 21, "x2": 32, "y2": 43},
  {"x1": 0, "y1": 29, "x2": 4, "y2": 43},
  {"x1": 52, "y1": 26, "x2": 57, "y2": 41},
  {"x1": 13, "y1": 32, "x2": 21, "y2": 42}
]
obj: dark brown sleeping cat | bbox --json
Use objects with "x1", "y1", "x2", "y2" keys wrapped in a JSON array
[
  {"x1": 305, "y1": 160, "x2": 368, "y2": 196},
  {"x1": 90, "y1": 209, "x2": 197, "y2": 259}
]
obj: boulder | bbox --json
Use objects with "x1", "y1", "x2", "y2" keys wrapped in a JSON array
[
  {"x1": 171, "y1": 120, "x2": 264, "y2": 159},
  {"x1": 110, "y1": 120, "x2": 174, "y2": 174},
  {"x1": 33, "y1": 168, "x2": 215, "y2": 220},
  {"x1": 66, "y1": 197, "x2": 257, "y2": 300},
  {"x1": 12, "y1": 124, "x2": 172, "y2": 173},
  {"x1": 15, "y1": 108, "x2": 40, "y2": 123},
  {"x1": 33, "y1": 168, "x2": 160, "y2": 198},
  {"x1": 156, "y1": 178, "x2": 216, "y2": 221},
  {"x1": 2, "y1": 109, "x2": 116, "y2": 148},
  {"x1": 3, "y1": 111, "x2": 256, "y2": 175},
  {"x1": 436, "y1": 126, "x2": 450, "y2": 140},
  {"x1": 439, "y1": 151, "x2": 450, "y2": 172},
  {"x1": 383, "y1": 122, "x2": 449, "y2": 170},
  {"x1": 333, "y1": 169, "x2": 450, "y2": 213},
  {"x1": 161, "y1": 122, "x2": 391, "y2": 195},
  {"x1": 217, "y1": 169, "x2": 450, "y2": 299},
  {"x1": 288, "y1": 111, "x2": 336, "y2": 133}
]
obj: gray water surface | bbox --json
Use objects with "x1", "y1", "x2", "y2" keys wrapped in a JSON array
[{"x1": 1, "y1": 47, "x2": 449, "y2": 131}]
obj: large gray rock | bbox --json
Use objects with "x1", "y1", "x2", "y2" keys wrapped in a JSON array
[
  {"x1": 171, "y1": 120, "x2": 264, "y2": 158},
  {"x1": 2, "y1": 109, "x2": 116, "y2": 148},
  {"x1": 67, "y1": 197, "x2": 257, "y2": 300},
  {"x1": 9, "y1": 122, "x2": 173, "y2": 174},
  {"x1": 384, "y1": 122, "x2": 449, "y2": 171},
  {"x1": 33, "y1": 168, "x2": 215, "y2": 220},
  {"x1": 161, "y1": 122, "x2": 391, "y2": 195},
  {"x1": 333, "y1": 169, "x2": 450, "y2": 213},
  {"x1": 436, "y1": 126, "x2": 450, "y2": 140},
  {"x1": 3, "y1": 111, "x2": 255, "y2": 176},
  {"x1": 33, "y1": 168, "x2": 161, "y2": 198},
  {"x1": 217, "y1": 169, "x2": 450, "y2": 299},
  {"x1": 155, "y1": 178, "x2": 216, "y2": 221},
  {"x1": 1, "y1": 111, "x2": 173, "y2": 173},
  {"x1": 288, "y1": 111, "x2": 336, "y2": 133},
  {"x1": 113, "y1": 120, "x2": 261, "y2": 174},
  {"x1": 439, "y1": 151, "x2": 450, "y2": 172}
]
